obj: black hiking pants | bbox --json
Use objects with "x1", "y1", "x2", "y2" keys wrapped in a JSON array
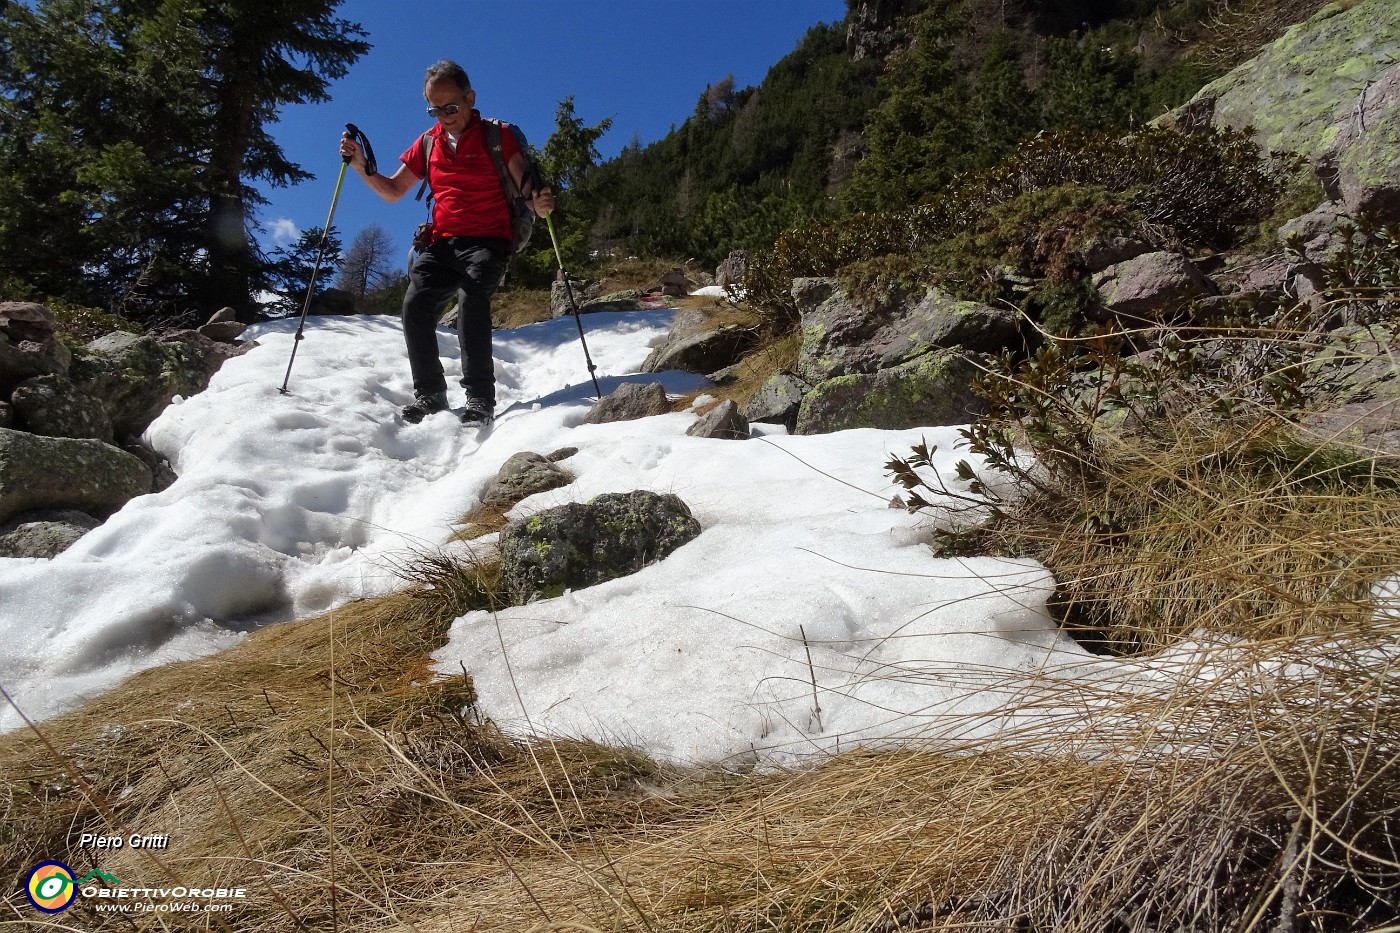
[{"x1": 401, "y1": 236, "x2": 510, "y2": 405}]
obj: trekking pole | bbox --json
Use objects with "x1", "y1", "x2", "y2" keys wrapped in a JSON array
[
  {"x1": 544, "y1": 214, "x2": 603, "y2": 398},
  {"x1": 279, "y1": 123, "x2": 376, "y2": 395}
]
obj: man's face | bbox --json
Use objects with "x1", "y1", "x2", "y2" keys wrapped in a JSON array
[{"x1": 425, "y1": 80, "x2": 474, "y2": 134}]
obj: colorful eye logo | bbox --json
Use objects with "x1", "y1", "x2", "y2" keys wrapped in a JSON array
[{"x1": 26, "y1": 861, "x2": 77, "y2": 913}]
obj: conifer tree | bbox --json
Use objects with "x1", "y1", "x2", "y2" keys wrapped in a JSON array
[
  {"x1": 0, "y1": 0, "x2": 368, "y2": 322},
  {"x1": 841, "y1": 0, "x2": 977, "y2": 210}
]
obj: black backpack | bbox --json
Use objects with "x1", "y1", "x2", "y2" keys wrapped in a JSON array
[{"x1": 413, "y1": 118, "x2": 538, "y2": 254}]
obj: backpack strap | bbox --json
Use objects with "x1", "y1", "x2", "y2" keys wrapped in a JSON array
[
  {"x1": 414, "y1": 132, "x2": 434, "y2": 203},
  {"x1": 484, "y1": 119, "x2": 522, "y2": 201}
]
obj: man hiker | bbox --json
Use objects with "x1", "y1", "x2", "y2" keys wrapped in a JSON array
[{"x1": 338, "y1": 59, "x2": 555, "y2": 425}]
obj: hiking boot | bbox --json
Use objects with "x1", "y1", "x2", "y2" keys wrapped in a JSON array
[
  {"x1": 459, "y1": 396, "x2": 494, "y2": 426},
  {"x1": 401, "y1": 391, "x2": 449, "y2": 424}
]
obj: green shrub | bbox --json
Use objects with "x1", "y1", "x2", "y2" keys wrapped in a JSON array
[{"x1": 744, "y1": 126, "x2": 1287, "y2": 335}]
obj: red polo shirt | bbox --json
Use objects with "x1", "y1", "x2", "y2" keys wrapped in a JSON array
[{"x1": 401, "y1": 110, "x2": 521, "y2": 242}]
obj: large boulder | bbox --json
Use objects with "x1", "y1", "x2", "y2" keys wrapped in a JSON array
[
  {"x1": 1332, "y1": 62, "x2": 1400, "y2": 217},
  {"x1": 1165, "y1": 0, "x2": 1400, "y2": 222},
  {"x1": 499, "y1": 490, "x2": 702, "y2": 602},
  {"x1": 1168, "y1": 0, "x2": 1400, "y2": 164},
  {"x1": 1094, "y1": 251, "x2": 1217, "y2": 323},
  {"x1": 794, "y1": 350, "x2": 988, "y2": 435},
  {"x1": 0, "y1": 302, "x2": 71, "y2": 393},
  {"x1": 8, "y1": 374, "x2": 113, "y2": 441},
  {"x1": 70, "y1": 330, "x2": 246, "y2": 438},
  {"x1": 583, "y1": 382, "x2": 671, "y2": 424},
  {"x1": 0, "y1": 427, "x2": 151, "y2": 523},
  {"x1": 641, "y1": 309, "x2": 755, "y2": 375},
  {"x1": 794, "y1": 278, "x2": 1019, "y2": 384}
]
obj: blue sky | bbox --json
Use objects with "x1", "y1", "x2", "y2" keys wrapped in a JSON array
[{"x1": 259, "y1": 0, "x2": 848, "y2": 263}]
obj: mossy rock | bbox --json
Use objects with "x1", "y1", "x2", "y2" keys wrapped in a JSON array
[
  {"x1": 793, "y1": 350, "x2": 988, "y2": 435},
  {"x1": 499, "y1": 490, "x2": 701, "y2": 602}
]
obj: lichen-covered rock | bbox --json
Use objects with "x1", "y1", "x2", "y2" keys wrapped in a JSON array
[
  {"x1": 641, "y1": 309, "x2": 755, "y2": 374},
  {"x1": 69, "y1": 329, "x2": 246, "y2": 438},
  {"x1": 794, "y1": 350, "x2": 987, "y2": 435},
  {"x1": 1094, "y1": 251, "x2": 1218, "y2": 322},
  {"x1": 499, "y1": 490, "x2": 701, "y2": 601},
  {"x1": 685, "y1": 399, "x2": 750, "y2": 440},
  {"x1": 9, "y1": 374, "x2": 113, "y2": 441},
  {"x1": 743, "y1": 372, "x2": 811, "y2": 430},
  {"x1": 1172, "y1": 0, "x2": 1400, "y2": 163},
  {"x1": 583, "y1": 382, "x2": 671, "y2": 424},
  {"x1": 0, "y1": 427, "x2": 151, "y2": 523},
  {"x1": 795, "y1": 278, "x2": 1019, "y2": 384},
  {"x1": 1334, "y1": 62, "x2": 1400, "y2": 217},
  {"x1": 0, "y1": 508, "x2": 101, "y2": 558},
  {"x1": 0, "y1": 301, "x2": 71, "y2": 392},
  {"x1": 479, "y1": 451, "x2": 573, "y2": 509}
]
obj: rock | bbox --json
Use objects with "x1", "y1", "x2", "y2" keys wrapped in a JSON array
[
  {"x1": 0, "y1": 402, "x2": 10, "y2": 429},
  {"x1": 1166, "y1": 0, "x2": 1400, "y2": 165},
  {"x1": 795, "y1": 278, "x2": 1019, "y2": 384},
  {"x1": 1333, "y1": 62, "x2": 1400, "y2": 218},
  {"x1": 479, "y1": 451, "x2": 573, "y2": 509},
  {"x1": 8, "y1": 374, "x2": 113, "y2": 441},
  {"x1": 655, "y1": 268, "x2": 695, "y2": 298},
  {"x1": 794, "y1": 350, "x2": 988, "y2": 435},
  {"x1": 499, "y1": 490, "x2": 701, "y2": 602},
  {"x1": 208, "y1": 307, "x2": 240, "y2": 324},
  {"x1": 198, "y1": 320, "x2": 247, "y2": 343},
  {"x1": 686, "y1": 399, "x2": 750, "y2": 440},
  {"x1": 0, "y1": 508, "x2": 101, "y2": 559},
  {"x1": 1094, "y1": 251, "x2": 1218, "y2": 323},
  {"x1": 1280, "y1": 201, "x2": 1355, "y2": 258},
  {"x1": 580, "y1": 290, "x2": 645, "y2": 315},
  {"x1": 0, "y1": 301, "x2": 71, "y2": 392},
  {"x1": 0, "y1": 427, "x2": 152, "y2": 524},
  {"x1": 1301, "y1": 396, "x2": 1400, "y2": 456},
  {"x1": 583, "y1": 382, "x2": 671, "y2": 424},
  {"x1": 551, "y1": 276, "x2": 603, "y2": 318},
  {"x1": 743, "y1": 372, "x2": 811, "y2": 431},
  {"x1": 70, "y1": 330, "x2": 247, "y2": 438},
  {"x1": 1161, "y1": 0, "x2": 1400, "y2": 223},
  {"x1": 641, "y1": 309, "x2": 755, "y2": 374},
  {"x1": 1081, "y1": 236, "x2": 1155, "y2": 274},
  {"x1": 715, "y1": 250, "x2": 749, "y2": 287}
]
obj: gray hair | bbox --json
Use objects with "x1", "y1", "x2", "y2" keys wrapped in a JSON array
[{"x1": 424, "y1": 60, "x2": 470, "y2": 94}]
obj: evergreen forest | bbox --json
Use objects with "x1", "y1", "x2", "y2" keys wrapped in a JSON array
[{"x1": 0, "y1": 0, "x2": 1334, "y2": 323}]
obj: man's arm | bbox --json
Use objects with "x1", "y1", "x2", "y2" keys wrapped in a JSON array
[
  {"x1": 507, "y1": 152, "x2": 555, "y2": 216},
  {"x1": 340, "y1": 134, "x2": 419, "y2": 203}
]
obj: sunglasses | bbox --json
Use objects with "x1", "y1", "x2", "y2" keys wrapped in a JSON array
[{"x1": 426, "y1": 103, "x2": 462, "y2": 118}]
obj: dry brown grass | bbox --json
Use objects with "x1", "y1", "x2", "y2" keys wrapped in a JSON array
[{"x1": 3, "y1": 548, "x2": 1396, "y2": 931}]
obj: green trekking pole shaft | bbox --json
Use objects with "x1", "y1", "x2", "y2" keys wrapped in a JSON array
[
  {"x1": 545, "y1": 214, "x2": 602, "y2": 398},
  {"x1": 279, "y1": 136, "x2": 354, "y2": 395}
]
